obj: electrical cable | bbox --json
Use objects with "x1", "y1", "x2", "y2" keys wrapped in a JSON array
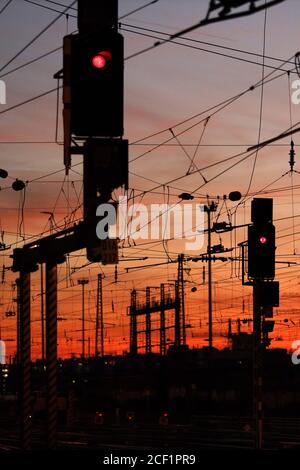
[
  {"x1": 122, "y1": 21, "x2": 296, "y2": 67},
  {"x1": 236, "y1": 4, "x2": 268, "y2": 206},
  {"x1": 119, "y1": 0, "x2": 159, "y2": 20},
  {"x1": 23, "y1": 0, "x2": 76, "y2": 17},
  {"x1": 122, "y1": 26, "x2": 295, "y2": 73},
  {"x1": 0, "y1": 0, "x2": 76, "y2": 74},
  {"x1": 0, "y1": 86, "x2": 62, "y2": 116},
  {"x1": 0, "y1": 0, "x2": 13, "y2": 15}
]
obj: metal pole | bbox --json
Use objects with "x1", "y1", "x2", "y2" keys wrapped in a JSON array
[
  {"x1": 130, "y1": 289, "x2": 137, "y2": 354},
  {"x1": 78, "y1": 279, "x2": 89, "y2": 360},
  {"x1": 145, "y1": 287, "x2": 151, "y2": 354},
  {"x1": 178, "y1": 254, "x2": 186, "y2": 345},
  {"x1": 253, "y1": 282, "x2": 263, "y2": 449},
  {"x1": 82, "y1": 283, "x2": 85, "y2": 359},
  {"x1": 15, "y1": 279, "x2": 20, "y2": 365},
  {"x1": 96, "y1": 274, "x2": 104, "y2": 357},
  {"x1": 19, "y1": 271, "x2": 32, "y2": 450},
  {"x1": 46, "y1": 262, "x2": 58, "y2": 449},
  {"x1": 237, "y1": 318, "x2": 241, "y2": 335},
  {"x1": 41, "y1": 263, "x2": 45, "y2": 363},
  {"x1": 100, "y1": 278, "x2": 104, "y2": 357},
  {"x1": 174, "y1": 281, "x2": 180, "y2": 348},
  {"x1": 207, "y1": 206, "x2": 213, "y2": 349},
  {"x1": 160, "y1": 283, "x2": 166, "y2": 355}
]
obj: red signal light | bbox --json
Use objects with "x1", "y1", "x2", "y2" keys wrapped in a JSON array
[
  {"x1": 91, "y1": 51, "x2": 112, "y2": 69},
  {"x1": 259, "y1": 236, "x2": 267, "y2": 244},
  {"x1": 92, "y1": 55, "x2": 106, "y2": 69},
  {"x1": 100, "y1": 51, "x2": 112, "y2": 60}
]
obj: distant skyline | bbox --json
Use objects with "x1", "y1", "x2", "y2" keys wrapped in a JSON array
[{"x1": 1, "y1": 0, "x2": 300, "y2": 360}]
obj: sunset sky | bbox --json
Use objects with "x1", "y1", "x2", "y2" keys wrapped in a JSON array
[{"x1": 1, "y1": 0, "x2": 300, "y2": 360}]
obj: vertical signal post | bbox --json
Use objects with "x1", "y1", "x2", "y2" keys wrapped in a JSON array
[{"x1": 247, "y1": 198, "x2": 278, "y2": 449}]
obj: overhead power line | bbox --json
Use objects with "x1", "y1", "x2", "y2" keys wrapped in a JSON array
[
  {"x1": 122, "y1": 26, "x2": 294, "y2": 73},
  {"x1": 0, "y1": 0, "x2": 13, "y2": 15},
  {"x1": 0, "y1": 86, "x2": 62, "y2": 116},
  {"x1": 24, "y1": 0, "x2": 160, "y2": 21},
  {"x1": 0, "y1": 46, "x2": 61, "y2": 79},
  {"x1": 121, "y1": 0, "x2": 287, "y2": 61},
  {"x1": 45, "y1": 0, "x2": 76, "y2": 11},
  {"x1": 23, "y1": 0, "x2": 76, "y2": 17},
  {"x1": 119, "y1": 0, "x2": 160, "y2": 20},
  {"x1": 0, "y1": 0, "x2": 76, "y2": 74},
  {"x1": 122, "y1": 22, "x2": 295, "y2": 67}
]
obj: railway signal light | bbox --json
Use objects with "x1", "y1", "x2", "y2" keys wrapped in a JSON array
[
  {"x1": 253, "y1": 282, "x2": 279, "y2": 308},
  {"x1": 91, "y1": 50, "x2": 112, "y2": 69},
  {"x1": 248, "y1": 199, "x2": 276, "y2": 280},
  {"x1": 83, "y1": 139, "x2": 127, "y2": 263},
  {"x1": 248, "y1": 223, "x2": 275, "y2": 279},
  {"x1": 63, "y1": 30, "x2": 124, "y2": 138}
]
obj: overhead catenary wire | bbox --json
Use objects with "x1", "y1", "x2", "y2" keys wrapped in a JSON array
[
  {"x1": 0, "y1": 0, "x2": 13, "y2": 15},
  {"x1": 0, "y1": 86, "x2": 62, "y2": 116},
  {"x1": 23, "y1": 0, "x2": 76, "y2": 17},
  {"x1": 45, "y1": 0, "x2": 76, "y2": 10},
  {"x1": 122, "y1": 21, "x2": 296, "y2": 67},
  {"x1": 235, "y1": 5, "x2": 268, "y2": 206},
  {"x1": 120, "y1": 0, "x2": 287, "y2": 61},
  {"x1": 122, "y1": 26, "x2": 295, "y2": 73},
  {"x1": 119, "y1": 0, "x2": 160, "y2": 20},
  {"x1": 23, "y1": 0, "x2": 160, "y2": 22},
  {"x1": 0, "y1": 0, "x2": 76, "y2": 74}
]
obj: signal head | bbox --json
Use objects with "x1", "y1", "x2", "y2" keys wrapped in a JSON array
[{"x1": 91, "y1": 51, "x2": 112, "y2": 69}]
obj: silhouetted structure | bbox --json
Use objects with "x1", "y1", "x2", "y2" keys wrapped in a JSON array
[{"x1": 129, "y1": 283, "x2": 182, "y2": 355}]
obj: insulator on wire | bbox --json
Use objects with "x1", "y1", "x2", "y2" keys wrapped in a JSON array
[
  {"x1": 0, "y1": 169, "x2": 8, "y2": 179},
  {"x1": 12, "y1": 179, "x2": 25, "y2": 191},
  {"x1": 289, "y1": 140, "x2": 295, "y2": 172}
]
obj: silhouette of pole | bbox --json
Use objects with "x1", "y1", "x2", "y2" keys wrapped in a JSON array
[
  {"x1": 130, "y1": 289, "x2": 137, "y2": 354},
  {"x1": 40, "y1": 263, "x2": 45, "y2": 363},
  {"x1": 174, "y1": 280, "x2": 181, "y2": 348},
  {"x1": 253, "y1": 282, "x2": 263, "y2": 449},
  {"x1": 15, "y1": 279, "x2": 20, "y2": 365},
  {"x1": 204, "y1": 202, "x2": 217, "y2": 349},
  {"x1": 19, "y1": 271, "x2": 32, "y2": 449},
  {"x1": 95, "y1": 273, "x2": 104, "y2": 356},
  {"x1": 78, "y1": 279, "x2": 89, "y2": 359},
  {"x1": 177, "y1": 254, "x2": 186, "y2": 345},
  {"x1": 160, "y1": 283, "x2": 166, "y2": 355},
  {"x1": 145, "y1": 287, "x2": 151, "y2": 353},
  {"x1": 46, "y1": 262, "x2": 58, "y2": 449}
]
